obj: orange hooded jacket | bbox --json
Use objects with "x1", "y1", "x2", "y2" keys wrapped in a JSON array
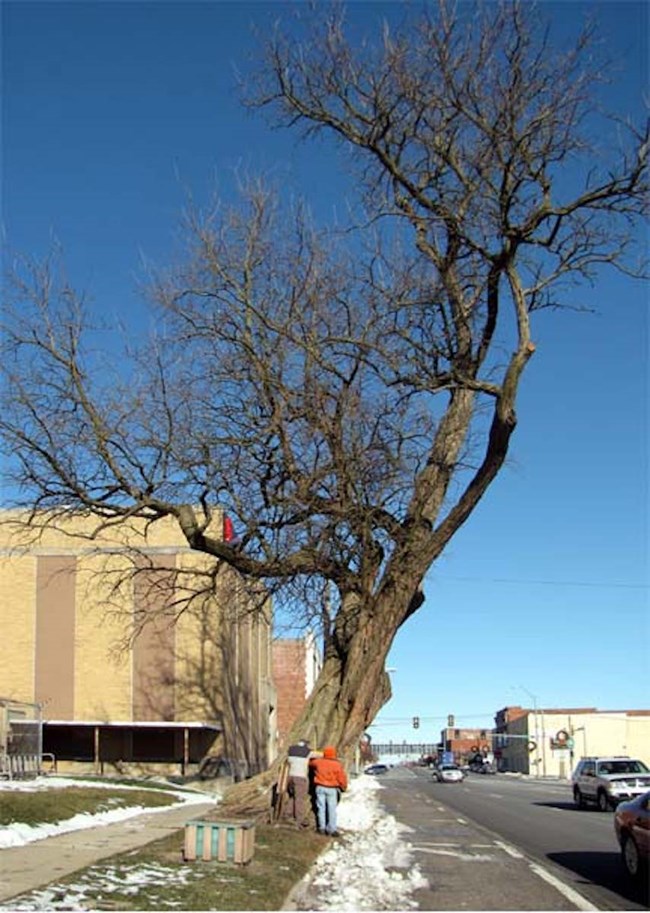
[{"x1": 309, "y1": 747, "x2": 348, "y2": 790}]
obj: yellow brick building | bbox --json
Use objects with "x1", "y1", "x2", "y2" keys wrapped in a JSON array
[
  {"x1": 495, "y1": 706, "x2": 650, "y2": 778},
  {"x1": 0, "y1": 509, "x2": 277, "y2": 776}
]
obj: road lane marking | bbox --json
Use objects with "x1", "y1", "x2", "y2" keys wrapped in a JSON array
[
  {"x1": 493, "y1": 839, "x2": 596, "y2": 909},
  {"x1": 494, "y1": 839, "x2": 524, "y2": 859},
  {"x1": 413, "y1": 846, "x2": 495, "y2": 861},
  {"x1": 416, "y1": 842, "x2": 462, "y2": 847},
  {"x1": 412, "y1": 842, "x2": 494, "y2": 848},
  {"x1": 529, "y1": 862, "x2": 597, "y2": 911}
]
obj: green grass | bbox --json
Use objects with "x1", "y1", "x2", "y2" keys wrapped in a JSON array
[
  {"x1": 0, "y1": 785, "x2": 178, "y2": 826},
  {"x1": 1, "y1": 779, "x2": 330, "y2": 910},
  {"x1": 7, "y1": 821, "x2": 329, "y2": 911}
]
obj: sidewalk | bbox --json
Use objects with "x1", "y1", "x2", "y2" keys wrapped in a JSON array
[
  {"x1": 282, "y1": 776, "x2": 591, "y2": 911},
  {"x1": 0, "y1": 800, "x2": 216, "y2": 903},
  {"x1": 374, "y1": 778, "x2": 592, "y2": 911},
  {"x1": 0, "y1": 783, "x2": 593, "y2": 911}
]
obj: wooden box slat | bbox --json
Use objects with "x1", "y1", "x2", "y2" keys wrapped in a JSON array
[{"x1": 184, "y1": 819, "x2": 255, "y2": 864}]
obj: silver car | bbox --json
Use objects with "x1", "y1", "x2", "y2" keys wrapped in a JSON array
[
  {"x1": 573, "y1": 757, "x2": 650, "y2": 811},
  {"x1": 434, "y1": 764, "x2": 464, "y2": 783}
]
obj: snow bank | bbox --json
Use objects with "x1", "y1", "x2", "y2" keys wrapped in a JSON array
[
  {"x1": 288, "y1": 775, "x2": 428, "y2": 911},
  {"x1": 0, "y1": 776, "x2": 216, "y2": 849}
]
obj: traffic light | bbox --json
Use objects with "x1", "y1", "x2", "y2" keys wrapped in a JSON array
[{"x1": 413, "y1": 716, "x2": 420, "y2": 729}]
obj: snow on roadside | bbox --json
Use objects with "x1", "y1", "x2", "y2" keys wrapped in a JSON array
[
  {"x1": 0, "y1": 776, "x2": 216, "y2": 849},
  {"x1": 286, "y1": 775, "x2": 428, "y2": 911},
  {"x1": 0, "y1": 774, "x2": 428, "y2": 912},
  {"x1": 0, "y1": 776, "x2": 200, "y2": 794}
]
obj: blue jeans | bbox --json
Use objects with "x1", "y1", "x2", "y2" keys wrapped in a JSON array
[{"x1": 315, "y1": 784, "x2": 339, "y2": 834}]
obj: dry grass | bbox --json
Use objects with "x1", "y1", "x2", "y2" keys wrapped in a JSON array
[
  {"x1": 12, "y1": 820, "x2": 330, "y2": 911},
  {"x1": 2, "y1": 778, "x2": 330, "y2": 910}
]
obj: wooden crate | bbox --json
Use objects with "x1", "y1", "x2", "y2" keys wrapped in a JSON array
[{"x1": 184, "y1": 819, "x2": 255, "y2": 864}]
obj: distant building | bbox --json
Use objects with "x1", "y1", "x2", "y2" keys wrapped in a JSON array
[
  {"x1": 494, "y1": 705, "x2": 650, "y2": 778},
  {"x1": 272, "y1": 632, "x2": 321, "y2": 748},
  {"x1": 438, "y1": 726, "x2": 494, "y2": 765},
  {"x1": 0, "y1": 510, "x2": 277, "y2": 777}
]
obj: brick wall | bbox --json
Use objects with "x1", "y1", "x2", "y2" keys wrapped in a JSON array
[
  {"x1": 272, "y1": 640, "x2": 308, "y2": 748},
  {"x1": 440, "y1": 727, "x2": 494, "y2": 763}
]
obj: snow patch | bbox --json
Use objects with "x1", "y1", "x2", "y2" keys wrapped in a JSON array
[
  {"x1": 0, "y1": 776, "x2": 215, "y2": 849},
  {"x1": 288, "y1": 776, "x2": 428, "y2": 911}
]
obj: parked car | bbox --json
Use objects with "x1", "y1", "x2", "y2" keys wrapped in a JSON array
[
  {"x1": 572, "y1": 756, "x2": 650, "y2": 811},
  {"x1": 434, "y1": 764, "x2": 464, "y2": 783},
  {"x1": 364, "y1": 763, "x2": 389, "y2": 775},
  {"x1": 614, "y1": 791, "x2": 650, "y2": 879},
  {"x1": 468, "y1": 756, "x2": 495, "y2": 774}
]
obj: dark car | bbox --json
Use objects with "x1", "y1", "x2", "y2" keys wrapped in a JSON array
[
  {"x1": 364, "y1": 763, "x2": 389, "y2": 775},
  {"x1": 614, "y1": 791, "x2": 650, "y2": 879}
]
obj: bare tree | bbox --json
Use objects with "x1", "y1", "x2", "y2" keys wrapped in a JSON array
[{"x1": 1, "y1": 2, "x2": 647, "y2": 782}]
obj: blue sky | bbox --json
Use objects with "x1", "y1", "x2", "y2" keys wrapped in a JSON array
[{"x1": 3, "y1": 1, "x2": 648, "y2": 744}]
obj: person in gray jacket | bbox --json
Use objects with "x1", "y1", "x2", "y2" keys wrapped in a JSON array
[{"x1": 286, "y1": 738, "x2": 313, "y2": 828}]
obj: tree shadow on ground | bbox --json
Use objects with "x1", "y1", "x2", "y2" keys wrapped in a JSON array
[
  {"x1": 547, "y1": 850, "x2": 649, "y2": 909},
  {"x1": 532, "y1": 800, "x2": 600, "y2": 812}
]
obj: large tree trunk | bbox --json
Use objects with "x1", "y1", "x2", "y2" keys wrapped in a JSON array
[
  {"x1": 220, "y1": 593, "x2": 406, "y2": 817},
  {"x1": 297, "y1": 618, "x2": 394, "y2": 756}
]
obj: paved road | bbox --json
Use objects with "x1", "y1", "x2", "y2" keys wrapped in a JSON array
[
  {"x1": 1, "y1": 772, "x2": 646, "y2": 911},
  {"x1": 406, "y1": 768, "x2": 649, "y2": 911},
  {"x1": 372, "y1": 768, "x2": 592, "y2": 911},
  {"x1": 5, "y1": 774, "x2": 589, "y2": 912}
]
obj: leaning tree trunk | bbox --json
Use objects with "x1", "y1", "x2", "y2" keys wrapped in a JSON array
[
  {"x1": 211, "y1": 385, "x2": 523, "y2": 817},
  {"x1": 219, "y1": 592, "x2": 405, "y2": 818},
  {"x1": 290, "y1": 620, "x2": 394, "y2": 756}
]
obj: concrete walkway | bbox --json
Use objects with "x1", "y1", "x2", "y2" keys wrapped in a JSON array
[
  {"x1": 376, "y1": 778, "x2": 593, "y2": 911},
  {"x1": 0, "y1": 801, "x2": 216, "y2": 903},
  {"x1": 283, "y1": 779, "x2": 592, "y2": 911},
  {"x1": 0, "y1": 783, "x2": 595, "y2": 911}
]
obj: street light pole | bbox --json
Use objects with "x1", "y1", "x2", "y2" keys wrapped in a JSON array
[{"x1": 519, "y1": 685, "x2": 540, "y2": 778}]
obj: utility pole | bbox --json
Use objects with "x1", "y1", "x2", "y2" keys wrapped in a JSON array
[{"x1": 519, "y1": 685, "x2": 540, "y2": 778}]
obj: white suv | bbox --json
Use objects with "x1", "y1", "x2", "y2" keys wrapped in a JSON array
[{"x1": 572, "y1": 757, "x2": 650, "y2": 811}]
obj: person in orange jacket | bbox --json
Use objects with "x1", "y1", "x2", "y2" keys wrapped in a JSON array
[{"x1": 309, "y1": 745, "x2": 348, "y2": 835}]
